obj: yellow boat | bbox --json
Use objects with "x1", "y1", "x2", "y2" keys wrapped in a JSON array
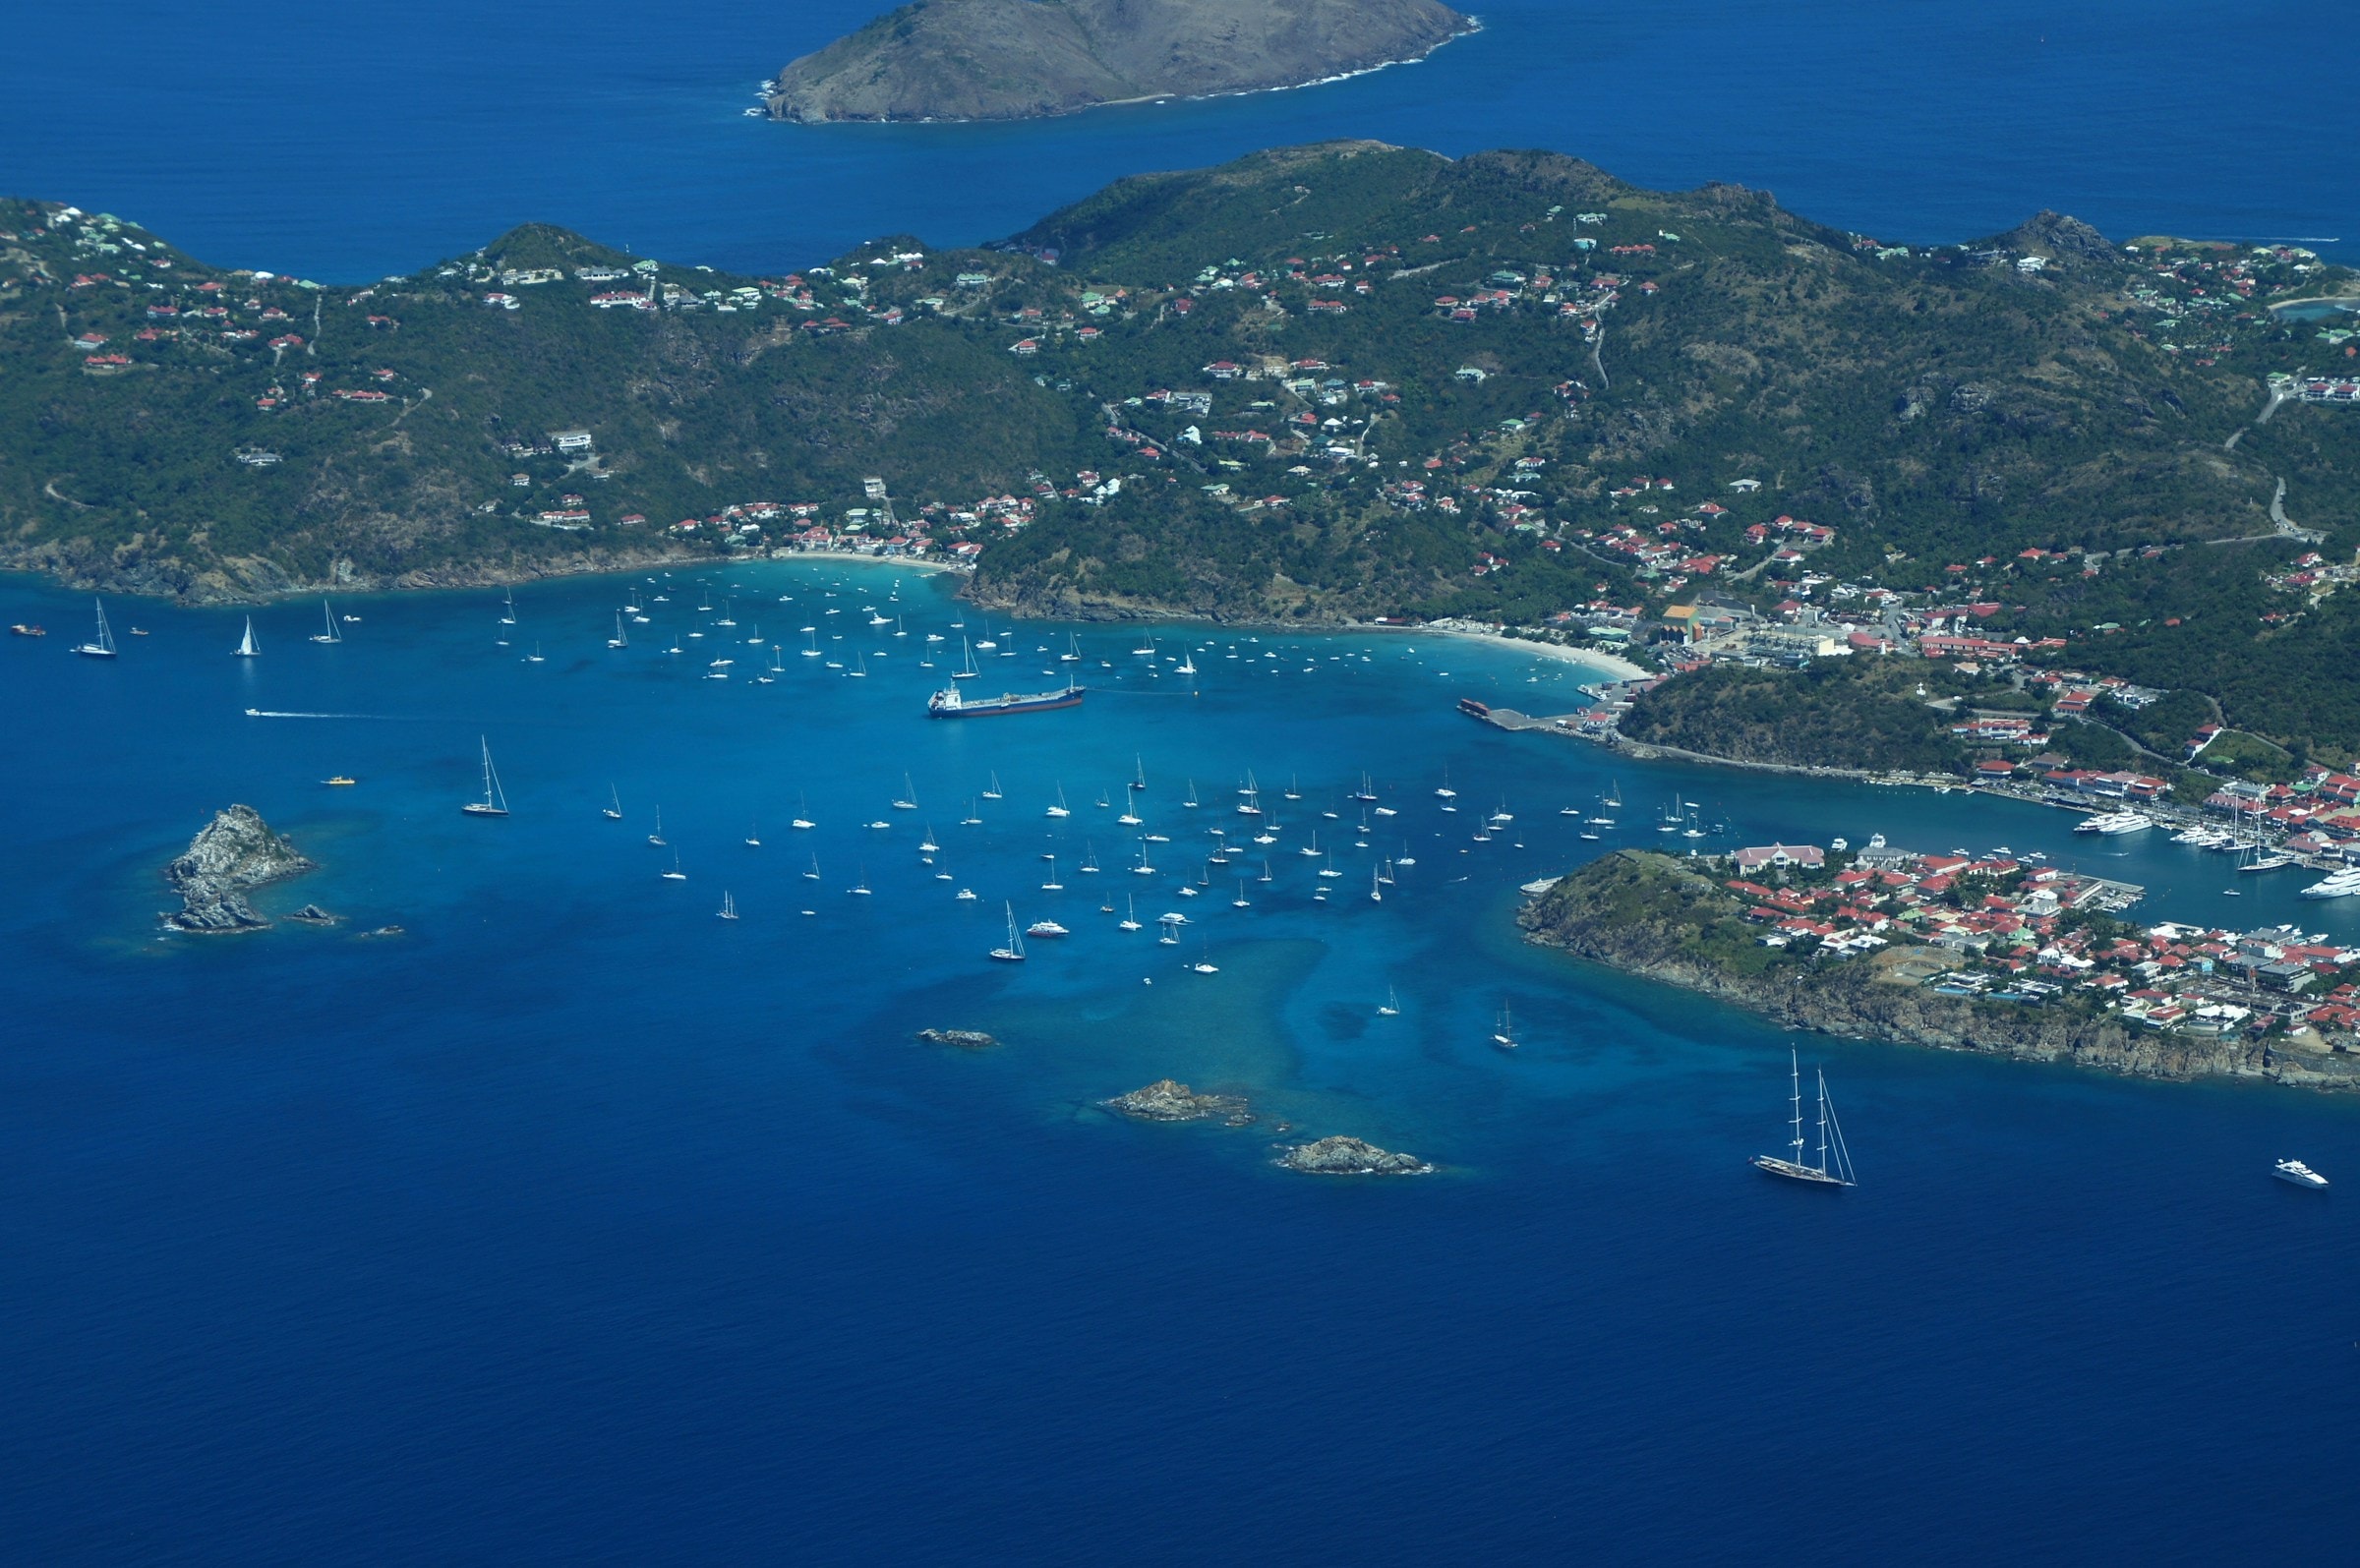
[{"x1": 323, "y1": 776, "x2": 357, "y2": 786}]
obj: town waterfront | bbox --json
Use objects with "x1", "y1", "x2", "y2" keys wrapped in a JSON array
[{"x1": 4, "y1": 560, "x2": 2360, "y2": 1561}]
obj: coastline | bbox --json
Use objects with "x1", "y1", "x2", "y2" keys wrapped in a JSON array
[
  {"x1": 0, "y1": 542, "x2": 964, "y2": 610},
  {"x1": 1520, "y1": 853, "x2": 2360, "y2": 1093},
  {"x1": 1417, "y1": 618, "x2": 1650, "y2": 681}
]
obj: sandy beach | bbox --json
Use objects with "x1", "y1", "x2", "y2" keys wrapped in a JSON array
[{"x1": 1416, "y1": 618, "x2": 1652, "y2": 682}]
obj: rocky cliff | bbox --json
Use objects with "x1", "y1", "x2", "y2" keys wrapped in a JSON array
[
  {"x1": 162, "y1": 805, "x2": 316, "y2": 933},
  {"x1": 766, "y1": 0, "x2": 1473, "y2": 124},
  {"x1": 1519, "y1": 851, "x2": 2360, "y2": 1091}
]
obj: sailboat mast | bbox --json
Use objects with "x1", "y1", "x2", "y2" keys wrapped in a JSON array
[
  {"x1": 1816, "y1": 1070, "x2": 1830, "y2": 1175},
  {"x1": 1789, "y1": 1049, "x2": 1805, "y2": 1162}
]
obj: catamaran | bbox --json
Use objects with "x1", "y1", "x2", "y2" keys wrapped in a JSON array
[
  {"x1": 74, "y1": 599, "x2": 117, "y2": 659},
  {"x1": 1047, "y1": 784, "x2": 1071, "y2": 819},
  {"x1": 311, "y1": 600, "x2": 342, "y2": 644},
  {"x1": 234, "y1": 616, "x2": 261, "y2": 659},
  {"x1": 461, "y1": 738, "x2": 509, "y2": 817},
  {"x1": 1749, "y1": 1050, "x2": 1857, "y2": 1187}
]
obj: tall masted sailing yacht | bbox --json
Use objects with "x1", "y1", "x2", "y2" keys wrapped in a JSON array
[{"x1": 1750, "y1": 1050, "x2": 1856, "y2": 1187}]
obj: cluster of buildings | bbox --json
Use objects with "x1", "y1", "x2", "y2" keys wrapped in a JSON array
[{"x1": 1721, "y1": 835, "x2": 2360, "y2": 1048}]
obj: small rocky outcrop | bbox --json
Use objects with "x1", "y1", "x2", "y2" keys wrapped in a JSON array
[
  {"x1": 915, "y1": 1027, "x2": 999, "y2": 1049},
  {"x1": 284, "y1": 903, "x2": 341, "y2": 926},
  {"x1": 1104, "y1": 1078, "x2": 1252, "y2": 1124},
  {"x1": 162, "y1": 805, "x2": 314, "y2": 933},
  {"x1": 1276, "y1": 1134, "x2": 1433, "y2": 1176}
]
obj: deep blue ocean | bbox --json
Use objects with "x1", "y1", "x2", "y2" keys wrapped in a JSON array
[
  {"x1": 8, "y1": 5, "x2": 2360, "y2": 1561},
  {"x1": 1, "y1": 1, "x2": 2352, "y2": 279}
]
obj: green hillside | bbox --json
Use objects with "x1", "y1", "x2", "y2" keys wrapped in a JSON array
[{"x1": 6, "y1": 144, "x2": 2359, "y2": 754}]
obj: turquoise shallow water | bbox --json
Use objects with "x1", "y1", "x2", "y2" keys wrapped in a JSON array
[{"x1": 6, "y1": 561, "x2": 2360, "y2": 1561}]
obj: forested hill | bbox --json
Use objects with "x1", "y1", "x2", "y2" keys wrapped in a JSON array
[{"x1": 4, "y1": 143, "x2": 2356, "y2": 638}]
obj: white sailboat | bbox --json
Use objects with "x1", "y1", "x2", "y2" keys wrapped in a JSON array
[
  {"x1": 1047, "y1": 784, "x2": 1071, "y2": 819},
  {"x1": 1119, "y1": 894, "x2": 1143, "y2": 932},
  {"x1": 648, "y1": 807, "x2": 667, "y2": 846},
  {"x1": 989, "y1": 903, "x2": 1028, "y2": 961},
  {"x1": 1378, "y1": 986, "x2": 1400, "y2": 1017},
  {"x1": 953, "y1": 638, "x2": 979, "y2": 680},
  {"x1": 608, "y1": 612, "x2": 627, "y2": 649},
  {"x1": 500, "y1": 587, "x2": 517, "y2": 625},
  {"x1": 1371, "y1": 867, "x2": 1384, "y2": 902},
  {"x1": 1749, "y1": 1050, "x2": 1856, "y2": 1187},
  {"x1": 311, "y1": 600, "x2": 342, "y2": 644},
  {"x1": 1042, "y1": 857, "x2": 1063, "y2": 891},
  {"x1": 1491, "y1": 1001, "x2": 1517, "y2": 1051},
  {"x1": 893, "y1": 775, "x2": 919, "y2": 811},
  {"x1": 717, "y1": 891, "x2": 738, "y2": 920},
  {"x1": 233, "y1": 616, "x2": 261, "y2": 659},
  {"x1": 74, "y1": 598, "x2": 118, "y2": 659},
  {"x1": 1183, "y1": 780, "x2": 1200, "y2": 809},
  {"x1": 745, "y1": 818, "x2": 762, "y2": 847},
  {"x1": 460, "y1": 737, "x2": 509, "y2": 817},
  {"x1": 981, "y1": 772, "x2": 1003, "y2": 801},
  {"x1": 603, "y1": 784, "x2": 623, "y2": 821},
  {"x1": 661, "y1": 849, "x2": 686, "y2": 881}
]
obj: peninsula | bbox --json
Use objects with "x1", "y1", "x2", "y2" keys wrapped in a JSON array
[
  {"x1": 1521, "y1": 848, "x2": 2360, "y2": 1090},
  {"x1": 764, "y1": 0, "x2": 1473, "y2": 124}
]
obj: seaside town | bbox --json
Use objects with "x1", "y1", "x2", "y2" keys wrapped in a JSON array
[{"x1": 1708, "y1": 834, "x2": 2360, "y2": 1055}]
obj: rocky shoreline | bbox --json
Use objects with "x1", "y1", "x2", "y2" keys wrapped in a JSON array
[
  {"x1": 1519, "y1": 852, "x2": 2360, "y2": 1091},
  {"x1": 162, "y1": 806, "x2": 317, "y2": 933}
]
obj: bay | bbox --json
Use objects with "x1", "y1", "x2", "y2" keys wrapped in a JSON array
[{"x1": 4, "y1": 561, "x2": 2358, "y2": 1561}]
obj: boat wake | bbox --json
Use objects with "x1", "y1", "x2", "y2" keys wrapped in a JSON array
[{"x1": 243, "y1": 708, "x2": 390, "y2": 720}]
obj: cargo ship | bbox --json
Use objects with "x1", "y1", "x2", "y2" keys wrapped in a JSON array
[{"x1": 927, "y1": 679, "x2": 1085, "y2": 719}]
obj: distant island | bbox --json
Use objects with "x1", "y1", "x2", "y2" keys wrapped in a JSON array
[{"x1": 764, "y1": 0, "x2": 1474, "y2": 124}]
